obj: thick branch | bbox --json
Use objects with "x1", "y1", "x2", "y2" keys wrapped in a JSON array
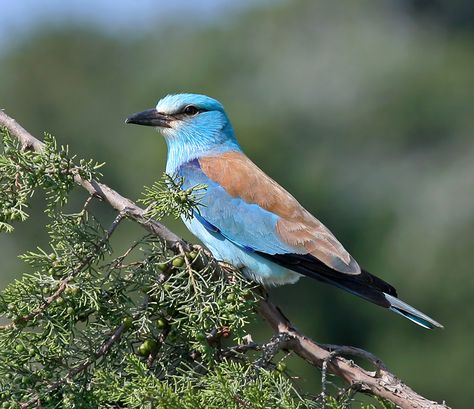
[{"x1": 0, "y1": 110, "x2": 450, "y2": 409}]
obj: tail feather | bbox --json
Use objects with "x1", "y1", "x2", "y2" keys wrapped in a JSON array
[
  {"x1": 257, "y1": 251, "x2": 443, "y2": 329},
  {"x1": 384, "y1": 293, "x2": 443, "y2": 329}
]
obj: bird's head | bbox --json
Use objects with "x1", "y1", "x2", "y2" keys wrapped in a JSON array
[{"x1": 126, "y1": 93, "x2": 239, "y2": 152}]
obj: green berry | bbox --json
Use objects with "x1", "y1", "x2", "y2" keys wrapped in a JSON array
[
  {"x1": 137, "y1": 344, "x2": 148, "y2": 356},
  {"x1": 172, "y1": 257, "x2": 184, "y2": 268},
  {"x1": 157, "y1": 262, "x2": 168, "y2": 271},
  {"x1": 156, "y1": 318, "x2": 167, "y2": 329},
  {"x1": 176, "y1": 191, "x2": 188, "y2": 203},
  {"x1": 188, "y1": 250, "x2": 198, "y2": 260},
  {"x1": 122, "y1": 317, "x2": 133, "y2": 329},
  {"x1": 143, "y1": 339, "x2": 157, "y2": 350},
  {"x1": 55, "y1": 297, "x2": 65, "y2": 305},
  {"x1": 15, "y1": 344, "x2": 25, "y2": 353},
  {"x1": 276, "y1": 362, "x2": 287, "y2": 372},
  {"x1": 137, "y1": 339, "x2": 157, "y2": 356},
  {"x1": 66, "y1": 307, "x2": 75, "y2": 316}
]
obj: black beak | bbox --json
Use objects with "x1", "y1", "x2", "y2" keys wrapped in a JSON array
[{"x1": 125, "y1": 108, "x2": 172, "y2": 128}]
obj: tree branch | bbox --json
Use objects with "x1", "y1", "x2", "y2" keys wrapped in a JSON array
[
  {"x1": 0, "y1": 110, "x2": 188, "y2": 251},
  {"x1": 258, "y1": 299, "x2": 449, "y2": 409},
  {"x1": 0, "y1": 110, "x2": 450, "y2": 409}
]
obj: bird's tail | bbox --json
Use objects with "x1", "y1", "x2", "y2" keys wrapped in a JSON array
[
  {"x1": 258, "y1": 252, "x2": 443, "y2": 329},
  {"x1": 384, "y1": 293, "x2": 443, "y2": 329},
  {"x1": 320, "y1": 269, "x2": 443, "y2": 329}
]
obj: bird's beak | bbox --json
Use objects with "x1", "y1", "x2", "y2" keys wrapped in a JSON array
[{"x1": 125, "y1": 108, "x2": 172, "y2": 128}]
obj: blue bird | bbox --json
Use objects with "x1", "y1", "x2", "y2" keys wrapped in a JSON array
[{"x1": 126, "y1": 93, "x2": 443, "y2": 329}]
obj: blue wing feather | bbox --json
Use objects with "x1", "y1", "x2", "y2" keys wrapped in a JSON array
[{"x1": 178, "y1": 160, "x2": 294, "y2": 255}]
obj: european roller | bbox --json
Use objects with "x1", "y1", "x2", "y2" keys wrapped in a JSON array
[{"x1": 126, "y1": 93, "x2": 442, "y2": 330}]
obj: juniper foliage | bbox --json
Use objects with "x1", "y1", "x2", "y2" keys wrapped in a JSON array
[
  {"x1": 140, "y1": 174, "x2": 207, "y2": 221},
  {"x1": 0, "y1": 127, "x2": 395, "y2": 409}
]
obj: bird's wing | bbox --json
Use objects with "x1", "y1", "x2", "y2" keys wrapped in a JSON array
[{"x1": 179, "y1": 152, "x2": 360, "y2": 275}]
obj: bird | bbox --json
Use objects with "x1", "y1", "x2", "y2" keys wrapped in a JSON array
[{"x1": 126, "y1": 93, "x2": 443, "y2": 330}]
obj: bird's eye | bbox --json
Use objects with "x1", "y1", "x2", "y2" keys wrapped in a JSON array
[{"x1": 183, "y1": 105, "x2": 199, "y2": 116}]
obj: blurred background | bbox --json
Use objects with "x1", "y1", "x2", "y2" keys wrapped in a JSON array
[{"x1": 1, "y1": 0, "x2": 473, "y2": 406}]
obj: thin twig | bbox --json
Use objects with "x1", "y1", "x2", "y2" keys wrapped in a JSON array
[
  {"x1": 20, "y1": 323, "x2": 127, "y2": 408},
  {"x1": 321, "y1": 344, "x2": 388, "y2": 374},
  {"x1": 179, "y1": 243, "x2": 198, "y2": 294},
  {"x1": 0, "y1": 210, "x2": 126, "y2": 330},
  {"x1": 146, "y1": 326, "x2": 171, "y2": 369}
]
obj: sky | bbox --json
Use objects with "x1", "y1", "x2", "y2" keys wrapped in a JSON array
[{"x1": 0, "y1": 0, "x2": 271, "y2": 50}]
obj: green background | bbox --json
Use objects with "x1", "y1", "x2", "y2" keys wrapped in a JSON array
[{"x1": 1, "y1": 0, "x2": 473, "y2": 406}]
